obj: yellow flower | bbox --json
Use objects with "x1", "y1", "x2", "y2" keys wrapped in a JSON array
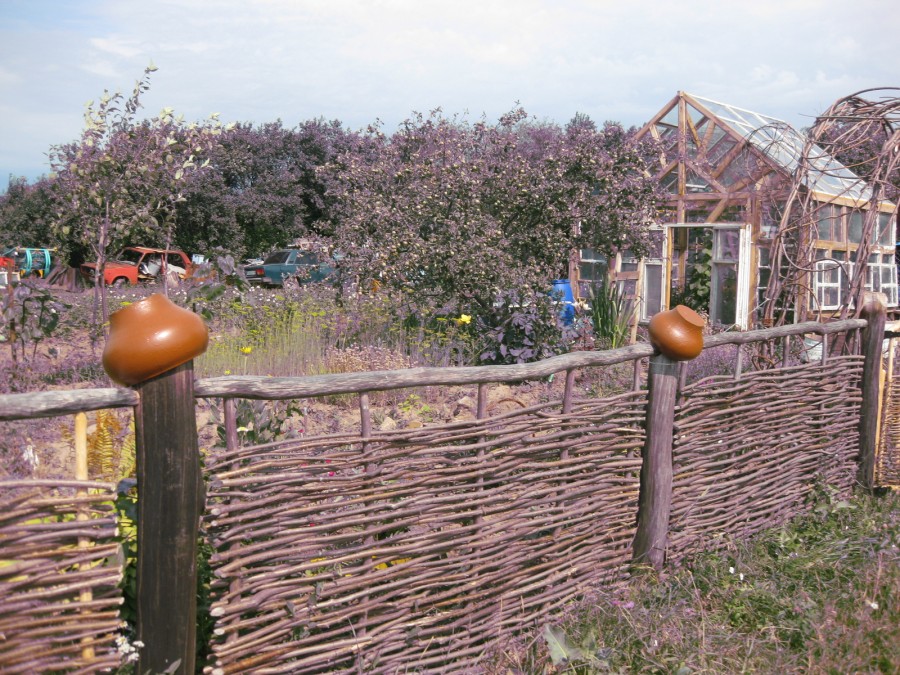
[
  {"x1": 224, "y1": 369, "x2": 232, "y2": 375},
  {"x1": 456, "y1": 314, "x2": 472, "y2": 325},
  {"x1": 239, "y1": 346, "x2": 252, "y2": 355}
]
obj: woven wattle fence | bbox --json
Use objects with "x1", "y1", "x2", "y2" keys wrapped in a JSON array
[
  {"x1": 199, "y1": 324, "x2": 873, "y2": 673},
  {"x1": 0, "y1": 480, "x2": 124, "y2": 674},
  {"x1": 0, "y1": 312, "x2": 885, "y2": 673},
  {"x1": 203, "y1": 390, "x2": 647, "y2": 673},
  {"x1": 668, "y1": 355, "x2": 863, "y2": 558}
]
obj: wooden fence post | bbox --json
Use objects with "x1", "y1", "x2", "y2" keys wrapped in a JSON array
[
  {"x1": 101, "y1": 293, "x2": 208, "y2": 673},
  {"x1": 134, "y1": 361, "x2": 203, "y2": 674},
  {"x1": 858, "y1": 292, "x2": 887, "y2": 491},
  {"x1": 632, "y1": 353, "x2": 679, "y2": 570}
]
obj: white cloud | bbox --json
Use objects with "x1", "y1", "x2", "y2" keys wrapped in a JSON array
[{"x1": 90, "y1": 36, "x2": 144, "y2": 59}]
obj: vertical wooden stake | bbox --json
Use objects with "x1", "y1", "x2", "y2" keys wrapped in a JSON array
[
  {"x1": 358, "y1": 391, "x2": 374, "y2": 646},
  {"x1": 475, "y1": 383, "x2": 488, "y2": 525},
  {"x1": 222, "y1": 397, "x2": 242, "y2": 649},
  {"x1": 633, "y1": 353, "x2": 679, "y2": 570},
  {"x1": 74, "y1": 412, "x2": 95, "y2": 662},
  {"x1": 859, "y1": 293, "x2": 887, "y2": 490},
  {"x1": 223, "y1": 398, "x2": 239, "y2": 453},
  {"x1": 135, "y1": 361, "x2": 202, "y2": 675}
]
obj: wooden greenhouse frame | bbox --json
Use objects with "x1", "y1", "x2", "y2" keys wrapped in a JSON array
[{"x1": 571, "y1": 91, "x2": 898, "y2": 330}]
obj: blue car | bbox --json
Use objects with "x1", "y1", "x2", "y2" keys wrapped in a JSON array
[{"x1": 244, "y1": 249, "x2": 334, "y2": 287}]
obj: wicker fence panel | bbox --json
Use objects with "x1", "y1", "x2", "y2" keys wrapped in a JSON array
[
  {"x1": 203, "y1": 390, "x2": 647, "y2": 674},
  {"x1": 877, "y1": 345, "x2": 900, "y2": 487},
  {"x1": 668, "y1": 355, "x2": 863, "y2": 559},
  {"x1": 0, "y1": 480, "x2": 124, "y2": 674}
]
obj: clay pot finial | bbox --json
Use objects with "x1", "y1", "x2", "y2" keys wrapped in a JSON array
[
  {"x1": 103, "y1": 294, "x2": 209, "y2": 386},
  {"x1": 647, "y1": 305, "x2": 705, "y2": 361}
]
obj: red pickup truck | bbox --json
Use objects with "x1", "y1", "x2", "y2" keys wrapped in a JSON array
[{"x1": 81, "y1": 247, "x2": 193, "y2": 287}]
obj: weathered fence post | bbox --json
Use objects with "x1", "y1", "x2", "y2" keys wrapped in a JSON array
[
  {"x1": 632, "y1": 353, "x2": 679, "y2": 569},
  {"x1": 134, "y1": 362, "x2": 203, "y2": 673},
  {"x1": 102, "y1": 294, "x2": 208, "y2": 674},
  {"x1": 858, "y1": 292, "x2": 887, "y2": 490},
  {"x1": 634, "y1": 305, "x2": 705, "y2": 570}
]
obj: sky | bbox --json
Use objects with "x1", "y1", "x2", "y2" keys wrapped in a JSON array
[{"x1": 1, "y1": 0, "x2": 898, "y2": 189}]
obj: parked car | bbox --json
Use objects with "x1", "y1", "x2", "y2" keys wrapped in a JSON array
[
  {"x1": 81, "y1": 247, "x2": 194, "y2": 287},
  {"x1": 0, "y1": 254, "x2": 18, "y2": 287},
  {"x1": 1, "y1": 247, "x2": 55, "y2": 278},
  {"x1": 244, "y1": 248, "x2": 334, "y2": 287}
]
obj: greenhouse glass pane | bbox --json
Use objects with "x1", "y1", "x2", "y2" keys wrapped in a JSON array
[
  {"x1": 661, "y1": 168, "x2": 678, "y2": 194},
  {"x1": 715, "y1": 229, "x2": 740, "y2": 261},
  {"x1": 685, "y1": 170, "x2": 712, "y2": 193},
  {"x1": 849, "y1": 211, "x2": 864, "y2": 243},
  {"x1": 689, "y1": 93, "x2": 871, "y2": 201},
  {"x1": 645, "y1": 264, "x2": 663, "y2": 316},
  {"x1": 713, "y1": 264, "x2": 737, "y2": 325},
  {"x1": 878, "y1": 213, "x2": 893, "y2": 246},
  {"x1": 707, "y1": 135, "x2": 736, "y2": 168},
  {"x1": 649, "y1": 230, "x2": 664, "y2": 258},
  {"x1": 686, "y1": 206, "x2": 714, "y2": 222}
]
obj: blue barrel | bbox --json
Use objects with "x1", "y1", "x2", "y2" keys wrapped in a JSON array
[{"x1": 551, "y1": 279, "x2": 576, "y2": 325}]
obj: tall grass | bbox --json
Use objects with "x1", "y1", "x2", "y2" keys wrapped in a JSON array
[
  {"x1": 196, "y1": 286, "x2": 477, "y2": 377},
  {"x1": 496, "y1": 485, "x2": 900, "y2": 673}
]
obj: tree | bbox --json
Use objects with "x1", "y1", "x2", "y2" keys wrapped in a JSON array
[
  {"x1": 181, "y1": 118, "x2": 355, "y2": 259},
  {"x1": 323, "y1": 108, "x2": 661, "y2": 333},
  {"x1": 0, "y1": 176, "x2": 57, "y2": 249},
  {"x1": 321, "y1": 108, "x2": 662, "y2": 362},
  {"x1": 49, "y1": 65, "x2": 225, "y2": 323}
]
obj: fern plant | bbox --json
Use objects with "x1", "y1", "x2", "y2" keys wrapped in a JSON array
[{"x1": 62, "y1": 410, "x2": 136, "y2": 481}]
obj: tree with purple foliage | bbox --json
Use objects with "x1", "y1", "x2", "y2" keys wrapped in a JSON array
[
  {"x1": 49, "y1": 66, "x2": 224, "y2": 323},
  {"x1": 0, "y1": 176, "x2": 57, "y2": 249},
  {"x1": 176, "y1": 118, "x2": 356, "y2": 259},
  {"x1": 323, "y1": 107, "x2": 661, "y2": 362}
]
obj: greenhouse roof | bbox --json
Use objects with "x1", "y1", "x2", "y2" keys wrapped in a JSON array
[{"x1": 690, "y1": 94, "x2": 872, "y2": 202}]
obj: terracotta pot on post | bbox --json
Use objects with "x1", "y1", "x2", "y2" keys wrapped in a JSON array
[
  {"x1": 102, "y1": 293, "x2": 209, "y2": 386},
  {"x1": 647, "y1": 305, "x2": 705, "y2": 361}
]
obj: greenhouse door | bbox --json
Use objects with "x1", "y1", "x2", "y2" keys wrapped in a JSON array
[{"x1": 668, "y1": 224, "x2": 751, "y2": 328}]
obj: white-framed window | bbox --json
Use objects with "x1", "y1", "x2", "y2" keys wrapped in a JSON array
[
  {"x1": 813, "y1": 256, "x2": 899, "y2": 310},
  {"x1": 640, "y1": 227, "x2": 667, "y2": 321},
  {"x1": 865, "y1": 254, "x2": 899, "y2": 306},
  {"x1": 813, "y1": 259, "x2": 845, "y2": 311}
]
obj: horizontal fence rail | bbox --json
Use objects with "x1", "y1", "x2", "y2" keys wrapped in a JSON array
[
  {"x1": 0, "y1": 319, "x2": 867, "y2": 421},
  {"x1": 195, "y1": 319, "x2": 867, "y2": 400},
  {"x1": 0, "y1": 388, "x2": 139, "y2": 422}
]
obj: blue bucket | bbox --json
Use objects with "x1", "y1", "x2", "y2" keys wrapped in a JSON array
[{"x1": 551, "y1": 279, "x2": 576, "y2": 325}]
